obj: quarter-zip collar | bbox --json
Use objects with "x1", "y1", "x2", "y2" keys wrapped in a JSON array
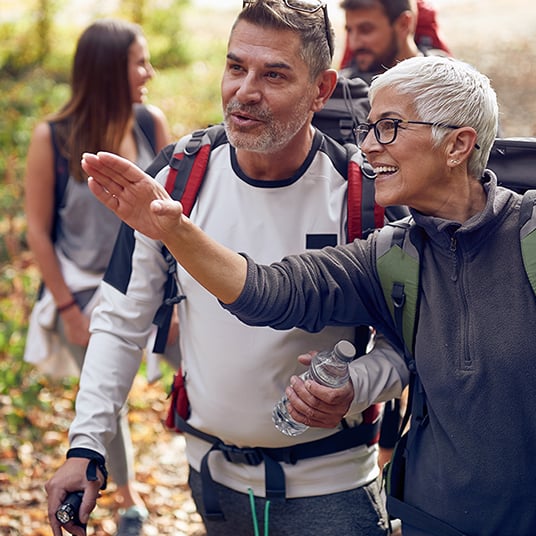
[{"x1": 409, "y1": 171, "x2": 515, "y2": 253}]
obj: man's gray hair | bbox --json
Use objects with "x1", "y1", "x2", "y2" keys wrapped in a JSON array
[
  {"x1": 236, "y1": 0, "x2": 333, "y2": 79},
  {"x1": 369, "y1": 55, "x2": 498, "y2": 178}
]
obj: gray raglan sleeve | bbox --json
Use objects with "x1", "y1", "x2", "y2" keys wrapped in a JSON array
[
  {"x1": 345, "y1": 332, "x2": 409, "y2": 418},
  {"x1": 223, "y1": 238, "x2": 395, "y2": 335},
  {"x1": 68, "y1": 175, "x2": 173, "y2": 457}
]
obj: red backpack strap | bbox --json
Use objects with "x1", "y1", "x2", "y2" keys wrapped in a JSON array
[
  {"x1": 346, "y1": 147, "x2": 385, "y2": 241},
  {"x1": 164, "y1": 129, "x2": 211, "y2": 215},
  {"x1": 152, "y1": 127, "x2": 220, "y2": 354},
  {"x1": 345, "y1": 145, "x2": 385, "y2": 445}
]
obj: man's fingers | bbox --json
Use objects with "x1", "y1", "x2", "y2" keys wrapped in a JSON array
[
  {"x1": 83, "y1": 161, "x2": 124, "y2": 197},
  {"x1": 286, "y1": 375, "x2": 353, "y2": 428},
  {"x1": 87, "y1": 177, "x2": 119, "y2": 207},
  {"x1": 150, "y1": 199, "x2": 184, "y2": 217},
  {"x1": 82, "y1": 152, "x2": 144, "y2": 190},
  {"x1": 286, "y1": 380, "x2": 329, "y2": 422},
  {"x1": 79, "y1": 490, "x2": 99, "y2": 525},
  {"x1": 297, "y1": 352, "x2": 314, "y2": 367}
]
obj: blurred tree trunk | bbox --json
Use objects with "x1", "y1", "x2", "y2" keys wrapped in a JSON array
[{"x1": 35, "y1": 0, "x2": 53, "y2": 64}]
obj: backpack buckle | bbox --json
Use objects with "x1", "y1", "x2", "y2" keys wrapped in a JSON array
[
  {"x1": 183, "y1": 129, "x2": 206, "y2": 156},
  {"x1": 219, "y1": 444, "x2": 263, "y2": 466},
  {"x1": 392, "y1": 282, "x2": 406, "y2": 309}
]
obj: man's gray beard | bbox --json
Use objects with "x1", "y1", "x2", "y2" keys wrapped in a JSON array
[{"x1": 224, "y1": 100, "x2": 311, "y2": 154}]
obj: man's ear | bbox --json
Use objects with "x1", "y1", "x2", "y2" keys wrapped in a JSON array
[
  {"x1": 394, "y1": 10, "x2": 416, "y2": 37},
  {"x1": 311, "y1": 69, "x2": 338, "y2": 113}
]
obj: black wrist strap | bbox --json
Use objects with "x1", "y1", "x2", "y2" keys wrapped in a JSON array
[{"x1": 67, "y1": 448, "x2": 108, "y2": 490}]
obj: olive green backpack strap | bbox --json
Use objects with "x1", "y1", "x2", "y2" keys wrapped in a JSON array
[
  {"x1": 519, "y1": 191, "x2": 536, "y2": 296},
  {"x1": 376, "y1": 221, "x2": 468, "y2": 535},
  {"x1": 375, "y1": 218, "x2": 422, "y2": 360}
]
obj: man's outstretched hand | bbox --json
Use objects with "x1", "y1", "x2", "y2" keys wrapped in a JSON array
[
  {"x1": 83, "y1": 150, "x2": 248, "y2": 305},
  {"x1": 82, "y1": 152, "x2": 183, "y2": 241}
]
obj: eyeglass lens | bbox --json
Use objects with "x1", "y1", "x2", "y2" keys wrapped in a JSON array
[{"x1": 356, "y1": 119, "x2": 398, "y2": 145}]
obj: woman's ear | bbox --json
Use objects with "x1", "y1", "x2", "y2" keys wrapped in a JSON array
[
  {"x1": 446, "y1": 127, "x2": 479, "y2": 167},
  {"x1": 312, "y1": 69, "x2": 338, "y2": 113}
]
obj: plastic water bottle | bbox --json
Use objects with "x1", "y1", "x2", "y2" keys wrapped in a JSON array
[{"x1": 272, "y1": 340, "x2": 356, "y2": 436}]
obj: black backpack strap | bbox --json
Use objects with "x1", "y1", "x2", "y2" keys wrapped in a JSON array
[
  {"x1": 387, "y1": 494, "x2": 468, "y2": 536},
  {"x1": 152, "y1": 125, "x2": 227, "y2": 352},
  {"x1": 49, "y1": 121, "x2": 70, "y2": 243},
  {"x1": 176, "y1": 414, "x2": 381, "y2": 520},
  {"x1": 134, "y1": 104, "x2": 156, "y2": 154}
]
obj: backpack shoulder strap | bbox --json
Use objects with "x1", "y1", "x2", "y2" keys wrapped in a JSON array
[
  {"x1": 49, "y1": 121, "x2": 69, "y2": 242},
  {"x1": 346, "y1": 144, "x2": 385, "y2": 240},
  {"x1": 152, "y1": 124, "x2": 226, "y2": 353},
  {"x1": 519, "y1": 190, "x2": 536, "y2": 295},
  {"x1": 164, "y1": 124, "x2": 227, "y2": 210},
  {"x1": 134, "y1": 104, "x2": 157, "y2": 154},
  {"x1": 375, "y1": 220, "x2": 421, "y2": 360}
]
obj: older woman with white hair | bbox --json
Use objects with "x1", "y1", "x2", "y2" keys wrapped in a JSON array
[{"x1": 80, "y1": 55, "x2": 534, "y2": 535}]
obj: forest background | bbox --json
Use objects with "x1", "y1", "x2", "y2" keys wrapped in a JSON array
[{"x1": 1, "y1": 0, "x2": 535, "y2": 534}]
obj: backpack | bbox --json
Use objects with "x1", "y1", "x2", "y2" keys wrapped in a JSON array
[
  {"x1": 156, "y1": 122, "x2": 387, "y2": 392},
  {"x1": 487, "y1": 137, "x2": 536, "y2": 193},
  {"x1": 377, "y1": 142, "x2": 536, "y2": 534},
  {"x1": 311, "y1": 74, "x2": 370, "y2": 145},
  {"x1": 155, "y1": 123, "x2": 388, "y2": 520}
]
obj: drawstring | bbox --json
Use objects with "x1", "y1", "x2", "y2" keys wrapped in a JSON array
[{"x1": 248, "y1": 488, "x2": 270, "y2": 536}]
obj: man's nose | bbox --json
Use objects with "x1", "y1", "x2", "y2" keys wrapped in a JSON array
[{"x1": 235, "y1": 72, "x2": 262, "y2": 103}]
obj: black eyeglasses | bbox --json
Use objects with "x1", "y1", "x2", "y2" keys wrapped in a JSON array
[
  {"x1": 354, "y1": 118, "x2": 480, "y2": 149},
  {"x1": 242, "y1": 0, "x2": 333, "y2": 58}
]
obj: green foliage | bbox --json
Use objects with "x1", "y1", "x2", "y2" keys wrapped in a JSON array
[
  {"x1": 0, "y1": 0, "x2": 60, "y2": 76},
  {"x1": 0, "y1": 264, "x2": 42, "y2": 443},
  {"x1": 0, "y1": 0, "x2": 227, "y2": 447},
  {"x1": 125, "y1": 0, "x2": 192, "y2": 69},
  {"x1": 0, "y1": 71, "x2": 69, "y2": 207}
]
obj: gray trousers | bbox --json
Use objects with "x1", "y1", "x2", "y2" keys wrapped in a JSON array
[{"x1": 188, "y1": 466, "x2": 389, "y2": 536}]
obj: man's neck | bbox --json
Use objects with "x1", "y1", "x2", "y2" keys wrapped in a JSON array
[
  {"x1": 396, "y1": 39, "x2": 422, "y2": 63},
  {"x1": 236, "y1": 124, "x2": 315, "y2": 181}
]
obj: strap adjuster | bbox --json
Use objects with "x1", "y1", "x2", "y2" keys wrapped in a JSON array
[
  {"x1": 392, "y1": 282, "x2": 406, "y2": 309},
  {"x1": 220, "y1": 444, "x2": 263, "y2": 466}
]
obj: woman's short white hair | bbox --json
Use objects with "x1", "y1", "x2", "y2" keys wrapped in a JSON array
[{"x1": 369, "y1": 56, "x2": 498, "y2": 178}]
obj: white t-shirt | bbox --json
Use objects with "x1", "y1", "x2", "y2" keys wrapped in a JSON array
[{"x1": 70, "y1": 129, "x2": 384, "y2": 498}]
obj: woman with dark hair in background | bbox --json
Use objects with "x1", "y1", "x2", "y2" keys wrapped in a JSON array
[{"x1": 24, "y1": 18, "x2": 171, "y2": 536}]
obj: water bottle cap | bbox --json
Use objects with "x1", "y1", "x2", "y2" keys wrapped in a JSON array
[{"x1": 334, "y1": 340, "x2": 356, "y2": 362}]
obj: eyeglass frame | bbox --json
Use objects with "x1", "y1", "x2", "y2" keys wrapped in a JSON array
[
  {"x1": 241, "y1": 0, "x2": 334, "y2": 58},
  {"x1": 354, "y1": 118, "x2": 481, "y2": 149}
]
